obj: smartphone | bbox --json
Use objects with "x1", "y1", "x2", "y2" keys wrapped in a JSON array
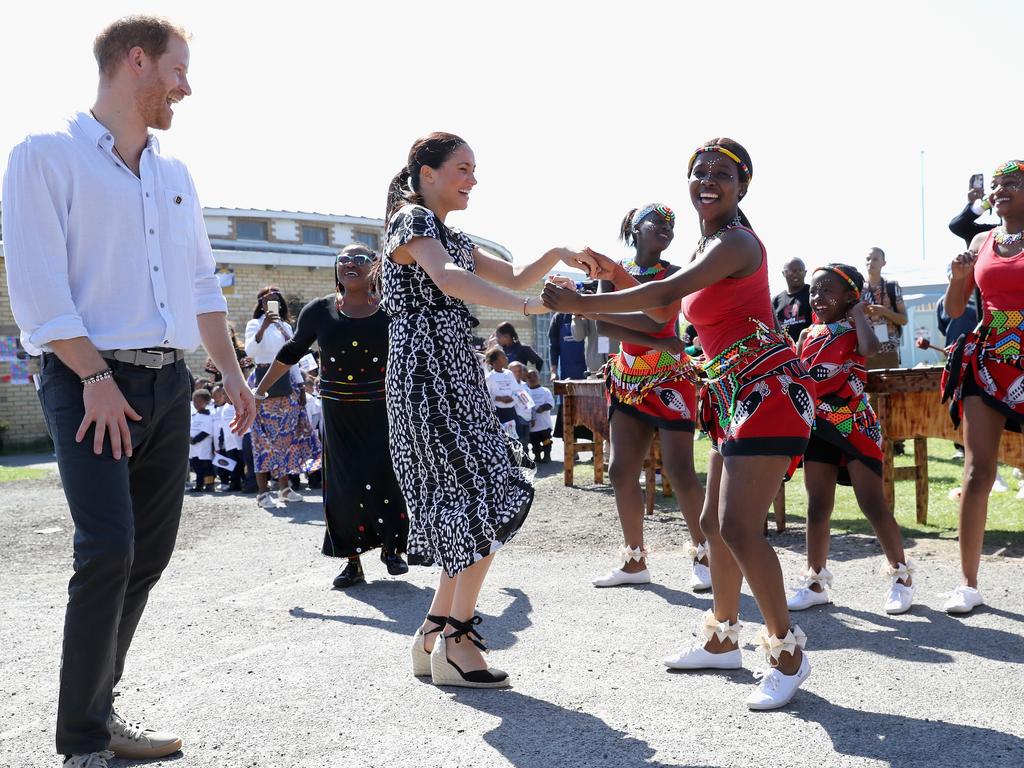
[
  {"x1": 970, "y1": 173, "x2": 984, "y2": 192},
  {"x1": 266, "y1": 300, "x2": 279, "y2": 316}
]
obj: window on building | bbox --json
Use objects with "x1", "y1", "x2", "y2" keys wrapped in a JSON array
[
  {"x1": 301, "y1": 225, "x2": 329, "y2": 246},
  {"x1": 235, "y1": 220, "x2": 268, "y2": 240},
  {"x1": 352, "y1": 231, "x2": 379, "y2": 251}
]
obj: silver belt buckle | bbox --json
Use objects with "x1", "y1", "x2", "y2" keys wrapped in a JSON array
[{"x1": 139, "y1": 350, "x2": 167, "y2": 368}]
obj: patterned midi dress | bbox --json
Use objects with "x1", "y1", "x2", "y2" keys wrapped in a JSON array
[{"x1": 381, "y1": 204, "x2": 534, "y2": 576}]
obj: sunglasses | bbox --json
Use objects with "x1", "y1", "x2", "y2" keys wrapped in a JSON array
[{"x1": 338, "y1": 254, "x2": 375, "y2": 266}]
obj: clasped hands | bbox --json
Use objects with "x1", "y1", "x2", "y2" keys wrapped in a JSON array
[{"x1": 536, "y1": 247, "x2": 616, "y2": 313}]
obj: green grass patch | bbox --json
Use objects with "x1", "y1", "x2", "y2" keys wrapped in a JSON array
[
  {"x1": 0, "y1": 466, "x2": 50, "y2": 483},
  {"x1": 553, "y1": 437, "x2": 1024, "y2": 546}
]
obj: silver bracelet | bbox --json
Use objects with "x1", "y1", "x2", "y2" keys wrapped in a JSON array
[{"x1": 81, "y1": 368, "x2": 113, "y2": 385}]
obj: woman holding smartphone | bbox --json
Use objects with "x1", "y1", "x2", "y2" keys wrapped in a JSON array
[{"x1": 245, "y1": 287, "x2": 318, "y2": 509}]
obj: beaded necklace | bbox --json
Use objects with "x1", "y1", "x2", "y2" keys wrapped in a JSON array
[
  {"x1": 993, "y1": 225, "x2": 1024, "y2": 247},
  {"x1": 696, "y1": 215, "x2": 742, "y2": 255},
  {"x1": 621, "y1": 258, "x2": 668, "y2": 277}
]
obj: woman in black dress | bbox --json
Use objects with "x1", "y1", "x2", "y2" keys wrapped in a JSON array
[{"x1": 255, "y1": 244, "x2": 409, "y2": 588}]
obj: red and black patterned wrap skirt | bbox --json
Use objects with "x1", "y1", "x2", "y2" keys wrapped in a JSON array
[
  {"x1": 941, "y1": 309, "x2": 1024, "y2": 433},
  {"x1": 699, "y1": 320, "x2": 816, "y2": 479},
  {"x1": 606, "y1": 348, "x2": 698, "y2": 432},
  {"x1": 801, "y1": 322, "x2": 883, "y2": 479}
]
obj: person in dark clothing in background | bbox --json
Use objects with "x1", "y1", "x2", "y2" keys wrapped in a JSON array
[
  {"x1": 548, "y1": 313, "x2": 587, "y2": 381},
  {"x1": 949, "y1": 175, "x2": 997, "y2": 247},
  {"x1": 772, "y1": 257, "x2": 812, "y2": 342},
  {"x1": 547, "y1": 312, "x2": 592, "y2": 442},
  {"x1": 495, "y1": 321, "x2": 544, "y2": 371}
]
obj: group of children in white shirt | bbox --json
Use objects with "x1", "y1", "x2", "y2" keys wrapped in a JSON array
[
  {"x1": 484, "y1": 347, "x2": 555, "y2": 464},
  {"x1": 189, "y1": 385, "x2": 246, "y2": 492}
]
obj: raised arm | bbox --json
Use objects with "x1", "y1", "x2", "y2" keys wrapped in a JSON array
[
  {"x1": 473, "y1": 245, "x2": 605, "y2": 290},
  {"x1": 543, "y1": 231, "x2": 760, "y2": 315},
  {"x1": 944, "y1": 231, "x2": 986, "y2": 319}
]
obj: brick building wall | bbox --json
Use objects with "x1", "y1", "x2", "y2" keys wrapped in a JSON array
[{"x1": 0, "y1": 252, "x2": 552, "y2": 449}]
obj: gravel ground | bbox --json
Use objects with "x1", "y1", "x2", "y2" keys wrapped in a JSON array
[{"x1": 1, "y1": 452, "x2": 1023, "y2": 768}]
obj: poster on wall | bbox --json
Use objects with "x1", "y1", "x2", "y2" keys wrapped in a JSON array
[
  {"x1": 9, "y1": 359, "x2": 32, "y2": 385},
  {"x1": 0, "y1": 336, "x2": 20, "y2": 361}
]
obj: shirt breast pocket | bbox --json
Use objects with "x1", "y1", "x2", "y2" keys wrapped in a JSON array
[{"x1": 166, "y1": 189, "x2": 195, "y2": 247}]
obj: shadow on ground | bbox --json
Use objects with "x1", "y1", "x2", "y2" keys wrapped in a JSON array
[
  {"x1": 793, "y1": 691, "x2": 1024, "y2": 767},
  {"x1": 450, "y1": 688, "x2": 717, "y2": 768},
  {"x1": 289, "y1": 583, "x2": 532, "y2": 651}
]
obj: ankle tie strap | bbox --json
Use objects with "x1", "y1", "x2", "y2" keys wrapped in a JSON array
[
  {"x1": 699, "y1": 609, "x2": 741, "y2": 644},
  {"x1": 880, "y1": 560, "x2": 916, "y2": 582},
  {"x1": 445, "y1": 616, "x2": 488, "y2": 652},
  {"x1": 797, "y1": 566, "x2": 833, "y2": 589},
  {"x1": 753, "y1": 625, "x2": 807, "y2": 663},
  {"x1": 423, "y1": 613, "x2": 448, "y2": 636},
  {"x1": 621, "y1": 544, "x2": 649, "y2": 564},
  {"x1": 686, "y1": 541, "x2": 709, "y2": 562}
]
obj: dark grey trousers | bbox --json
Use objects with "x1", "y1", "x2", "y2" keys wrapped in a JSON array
[{"x1": 39, "y1": 353, "x2": 190, "y2": 755}]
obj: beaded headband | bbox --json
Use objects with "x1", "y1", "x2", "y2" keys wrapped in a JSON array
[
  {"x1": 688, "y1": 145, "x2": 752, "y2": 182},
  {"x1": 993, "y1": 160, "x2": 1024, "y2": 177},
  {"x1": 814, "y1": 265, "x2": 860, "y2": 298},
  {"x1": 631, "y1": 203, "x2": 675, "y2": 230}
]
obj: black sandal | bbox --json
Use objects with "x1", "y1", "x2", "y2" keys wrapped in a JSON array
[{"x1": 431, "y1": 616, "x2": 510, "y2": 688}]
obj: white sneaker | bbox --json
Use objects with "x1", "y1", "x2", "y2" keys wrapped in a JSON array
[
  {"x1": 690, "y1": 561, "x2": 712, "y2": 591},
  {"x1": 664, "y1": 610, "x2": 742, "y2": 670},
  {"x1": 1017, "y1": 484, "x2": 1024, "y2": 500},
  {"x1": 278, "y1": 487, "x2": 303, "y2": 503},
  {"x1": 786, "y1": 566, "x2": 833, "y2": 611},
  {"x1": 943, "y1": 585, "x2": 984, "y2": 614},
  {"x1": 64, "y1": 753, "x2": 115, "y2": 768},
  {"x1": 592, "y1": 567, "x2": 651, "y2": 587},
  {"x1": 687, "y1": 541, "x2": 712, "y2": 591},
  {"x1": 992, "y1": 474, "x2": 1009, "y2": 493},
  {"x1": 664, "y1": 644, "x2": 741, "y2": 670},
  {"x1": 881, "y1": 561, "x2": 916, "y2": 615},
  {"x1": 746, "y1": 653, "x2": 811, "y2": 710},
  {"x1": 256, "y1": 492, "x2": 279, "y2": 509},
  {"x1": 884, "y1": 583, "x2": 915, "y2": 614}
]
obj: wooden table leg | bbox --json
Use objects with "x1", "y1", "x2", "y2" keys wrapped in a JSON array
[
  {"x1": 914, "y1": 436, "x2": 929, "y2": 524},
  {"x1": 594, "y1": 436, "x2": 604, "y2": 484},
  {"x1": 878, "y1": 394, "x2": 896, "y2": 513},
  {"x1": 562, "y1": 395, "x2": 575, "y2": 487}
]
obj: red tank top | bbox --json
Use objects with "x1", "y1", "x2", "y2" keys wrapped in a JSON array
[
  {"x1": 971, "y1": 232, "x2": 1024, "y2": 322},
  {"x1": 679, "y1": 227, "x2": 775, "y2": 358},
  {"x1": 614, "y1": 266, "x2": 679, "y2": 355}
]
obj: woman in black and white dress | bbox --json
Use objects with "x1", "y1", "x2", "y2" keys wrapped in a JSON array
[{"x1": 382, "y1": 132, "x2": 604, "y2": 688}]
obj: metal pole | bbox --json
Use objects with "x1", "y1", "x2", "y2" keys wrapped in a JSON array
[{"x1": 920, "y1": 150, "x2": 926, "y2": 261}]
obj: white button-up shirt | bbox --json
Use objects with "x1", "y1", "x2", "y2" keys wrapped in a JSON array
[{"x1": 1, "y1": 112, "x2": 227, "y2": 355}]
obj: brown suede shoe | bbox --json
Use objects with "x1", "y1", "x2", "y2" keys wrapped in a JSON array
[{"x1": 107, "y1": 711, "x2": 183, "y2": 759}]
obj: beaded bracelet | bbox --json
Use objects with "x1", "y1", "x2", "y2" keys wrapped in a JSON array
[{"x1": 80, "y1": 368, "x2": 113, "y2": 385}]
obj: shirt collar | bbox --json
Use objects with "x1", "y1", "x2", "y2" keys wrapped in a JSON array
[{"x1": 72, "y1": 111, "x2": 161, "y2": 153}]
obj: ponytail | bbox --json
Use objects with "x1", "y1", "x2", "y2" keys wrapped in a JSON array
[
  {"x1": 385, "y1": 167, "x2": 424, "y2": 224},
  {"x1": 619, "y1": 208, "x2": 639, "y2": 246}
]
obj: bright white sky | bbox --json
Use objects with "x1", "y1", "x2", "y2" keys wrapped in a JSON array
[{"x1": 2, "y1": 0, "x2": 1022, "y2": 294}]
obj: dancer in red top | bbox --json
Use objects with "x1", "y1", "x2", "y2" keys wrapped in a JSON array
[
  {"x1": 578, "y1": 204, "x2": 708, "y2": 592},
  {"x1": 786, "y1": 264, "x2": 915, "y2": 616},
  {"x1": 544, "y1": 138, "x2": 815, "y2": 710},
  {"x1": 941, "y1": 159, "x2": 1024, "y2": 614}
]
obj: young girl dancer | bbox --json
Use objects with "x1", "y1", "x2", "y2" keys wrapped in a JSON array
[
  {"x1": 786, "y1": 264, "x2": 915, "y2": 615},
  {"x1": 941, "y1": 159, "x2": 1024, "y2": 614},
  {"x1": 382, "y1": 132, "x2": 602, "y2": 688},
  {"x1": 582, "y1": 205, "x2": 708, "y2": 591},
  {"x1": 544, "y1": 138, "x2": 815, "y2": 709}
]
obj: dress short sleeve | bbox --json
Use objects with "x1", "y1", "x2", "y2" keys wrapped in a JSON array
[{"x1": 384, "y1": 204, "x2": 442, "y2": 259}]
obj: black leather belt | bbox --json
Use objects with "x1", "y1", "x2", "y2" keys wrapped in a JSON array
[{"x1": 98, "y1": 348, "x2": 185, "y2": 369}]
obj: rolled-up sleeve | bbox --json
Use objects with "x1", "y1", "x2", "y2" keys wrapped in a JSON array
[
  {"x1": 187, "y1": 170, "x2": 228, "y2": 316},
  {"x1": 2, "y1": 140, "x2": 89, "y2": 352}
]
